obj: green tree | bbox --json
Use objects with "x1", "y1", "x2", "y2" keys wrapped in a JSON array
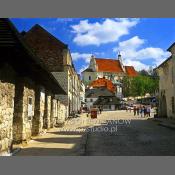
[{"x1": 122, "y1": 75, "x2": 159, "y2": 97}]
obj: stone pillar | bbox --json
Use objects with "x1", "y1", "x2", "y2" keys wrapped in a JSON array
[
  {"x1": 50, "y1": 96, "x2": 54, "y2": 128},
  {"x1": 13, "y1": 79, "x2": 24, "y2": 144},
  {"x1": 13, "y1": 78, "x2": 35, "y2": 143},
  {"x1": 43, "y1": 91, "x2": 51, "y2": 129},
  {"x1": 32, "y1": 86, "x2": 45, "y2": 136}
]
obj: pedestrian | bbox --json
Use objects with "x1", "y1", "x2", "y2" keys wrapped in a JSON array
[
  {"x1": 98, "y1": 106, "x2": 100, "y2": 114},
  {"x1": 133, "y1": 106, "x2": 137, "y2": 116},
  {"x1": 150, "y1": 106, "x2": 155, "y2": 117},
  {"x1": 140, "y1": 106, "x2": 143, "y2": 117},
  {"x1": 143, "y1": 106, "x2": 147, "y2": 117},
  {"x1": 147, "y1": 106, "x2": 151, "y2": 117},
  {"x1": 137, "y1": 107, "x2": 140, "y2": 116},
  {"x1": 99, "y1": 106, "x2": 102, "y2": 114}
]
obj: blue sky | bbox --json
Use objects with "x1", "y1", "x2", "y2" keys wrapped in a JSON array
[{"x1": 11, "y1": 18, "x2": 175, "y2": 73}]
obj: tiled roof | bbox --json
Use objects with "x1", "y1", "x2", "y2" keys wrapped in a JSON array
[
  {"x1": 90, "y1": 77, "x2": 116, "y2": 93},
  {"x1": 86, "y1": 88, "x2": 114, "y2": 98},
  {"x1": 93, "y1": 96, "x2": 120, "y2": 105},
  {"x1": 125, "y1": 66, "x2": 138, "y2": 77},
  {"x1": 23, "y1": 24, "x2": 68, "y2": 72},
  {"x1": 95, "y1": 58, "x2": 124, "y2": 73},
  {"x1": 0, "y1": 18, "x2": 66, "y2": 95}
]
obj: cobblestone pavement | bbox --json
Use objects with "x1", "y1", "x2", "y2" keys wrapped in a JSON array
[
  {"x1": 14, "y1": 114, "x2": 89, "y2": 156},
  {"x1": 14, "y1": 111, "x2": 175, "y2": 156},
  {"x1": 85, "y1": 111, "x2": 175, "y2": 156}
]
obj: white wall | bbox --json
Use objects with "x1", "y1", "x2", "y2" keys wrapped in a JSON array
[{"x1": 85, "y1": 98, "x2": 98, "y2": 109}]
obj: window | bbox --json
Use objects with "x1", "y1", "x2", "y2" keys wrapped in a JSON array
[
  {"x1": 85, "y1": 99, "x2": 87, "y2": 102},
  {"x1": 28, "y1": 97, "x2": 34, "y2": 119},
  {"x1": 90, "y1": 99, "x2": 93, "y2": 102},
  {"x1": 172, "y1": 97, "x2": 175, "y2": 114},
  {"x1": 89, "y1": 76, "x2": 91, "y2": 80}
]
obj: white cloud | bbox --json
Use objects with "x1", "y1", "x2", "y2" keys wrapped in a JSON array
[
  {"x1": 113, "y1": 36, "x2": 171, "y2": 69},
  {"x1": 71, "y1": 52, "x2": 92, "y2": 63},
  {"x1": 71, "y1": 18, "x2": 139, "y2": 46},
  {"x1": 71, "y1": 52, "x2": 105, "y2": 64},
  {"x1": 124, "y1": 60, "x2": 149, "y2": 71},
  {"x1": 78, "y1": 65, "x2": 89, "y2": 74}
]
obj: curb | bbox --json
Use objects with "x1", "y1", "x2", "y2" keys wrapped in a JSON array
[
  {"x1": 158, "y1": 123, "x2": 175, "y2": 130},
  {"x1": 149, "y1": 118, "x2": 175, "y2": 130},
  {"x1": 79, "y1": 131, "x2": 88, "y2": 156},
  {"x1": 11, "y1": 148, "x2": 21, "y2": 156}
]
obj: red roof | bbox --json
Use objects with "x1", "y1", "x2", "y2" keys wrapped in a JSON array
[
  {"x1": 125, "y1": 66, "x2": 138, "y2": 77},
  {"x1": 95, "y1": 58, "x2": 124, "y2": 73},
  {"x1": 90, "y1": 78, "x2": 116, "y2": 93}
]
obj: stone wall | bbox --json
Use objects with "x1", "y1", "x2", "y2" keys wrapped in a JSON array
[
  {"x1": 0, "y1": 64, "x2": 15, "y2": 155},
  {"x1": 13, "y1": 78, "x2": 35, "y2": 143},
  {"x1": 158, "y1": 58, "x2": 175, "y2": 118},
  {"x1": 22, "y1": 83, "x2": 35, "y2": 142}
]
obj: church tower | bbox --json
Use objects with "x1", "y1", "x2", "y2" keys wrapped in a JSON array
[{"x1": 118, "y1": 52, "x2": 125, "y2": 72}]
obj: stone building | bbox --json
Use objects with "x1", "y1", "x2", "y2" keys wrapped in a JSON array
[
  {"x1": 85, "y1": 88, "x2": 116, "y2": 109},
  {"x1": 22, "y1": 24, "x2": 82, "y2": 116},
  {"x1": 80, "y1": 80, "x2": 86, "y2": 107},
  {"x1": 0, "y1": 18, "x2": 66, "y2": 155},
  {"x1": 82, "y1": 54, "x2": 138, "y2": 98},
  {"x1": 156, "y1": 43, "x2": 175, "y2": 118}
]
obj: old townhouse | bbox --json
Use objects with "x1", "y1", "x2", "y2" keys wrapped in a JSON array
[
  {"x1": 22, "y1": 24, "x2": 82, "y2": 116},
  {"x1": 85, "y1": 87, "x2": 117, "y2": 110},
  {"x1": 80, "y1": 80, "x2": 86, "y2": 108},
  {"x1": 0, "y1": 19, "x2": 66, "y2": 155},
  {"x1": 156, "y1": 43, "x2": 175, "y2": 118},
  {"x1": 82, "y1": 54, "x2": 138, "y2": 98}
]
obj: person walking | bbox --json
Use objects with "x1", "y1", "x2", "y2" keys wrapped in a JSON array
[
  {"x1": 99, "y1": 106, "x2": 102, "y2": 114},
  {"x1": 140, "y1": 106, "x2": 143, "y2": 117},
  {"x1": 143, "y1": 106, "x2": 147, "y2": 117},
  {"x1": 147, "y1": 106, "x2": 151, "y2": 117},
  {"x1": 133, "y1": 106, "x2": 137, "y2": 116},
  {"x1": 137, "y1": 107, "x2": 140, "y2": 116}
]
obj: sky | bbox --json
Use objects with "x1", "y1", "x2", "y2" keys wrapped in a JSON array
[{"x1": 11, "y1": 18, "x2": 175, "y2": 73}]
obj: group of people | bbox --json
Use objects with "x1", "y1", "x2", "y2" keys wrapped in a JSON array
[{"x1": 127, "y1": 105, "x2": 154, "y2": 117}]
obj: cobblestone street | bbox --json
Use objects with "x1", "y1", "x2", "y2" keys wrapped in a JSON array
[{"x1": 14, "y1": 111, "x2": 175, "y2": 156}]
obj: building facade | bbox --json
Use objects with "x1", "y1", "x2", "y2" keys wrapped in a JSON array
[
  {"x1": 85, "y1": 88, "x2": 116, "y2": 109},
  {"x1": 0, "y1": 19, "x2": 66, "y2": 155},
  {"x1": 23, "y1": 24, "x2": 83, "y2": 116},
  {"x1": 82, "y1": 55, "x2": 138, "y2": 98},
  {"x1": 156, "y1": 43, "x2": 175, "y2": 118}
]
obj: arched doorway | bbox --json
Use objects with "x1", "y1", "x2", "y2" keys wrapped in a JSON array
[{"x1": 160, "y1": 95, "x2": 167, "y2": 118}]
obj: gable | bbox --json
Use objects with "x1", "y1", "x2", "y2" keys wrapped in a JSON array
[{"x1": 23, "y1": 24, "x2": 68, "y2": 72}]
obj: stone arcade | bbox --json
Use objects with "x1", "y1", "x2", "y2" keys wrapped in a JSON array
[{"x1": 0, "y1": 19, "x2": 66, "y2": 155}]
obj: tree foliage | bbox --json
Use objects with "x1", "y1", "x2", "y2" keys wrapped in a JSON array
[{"x1": 122, "y1": 75, "x2": 159, "y2": 97}]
